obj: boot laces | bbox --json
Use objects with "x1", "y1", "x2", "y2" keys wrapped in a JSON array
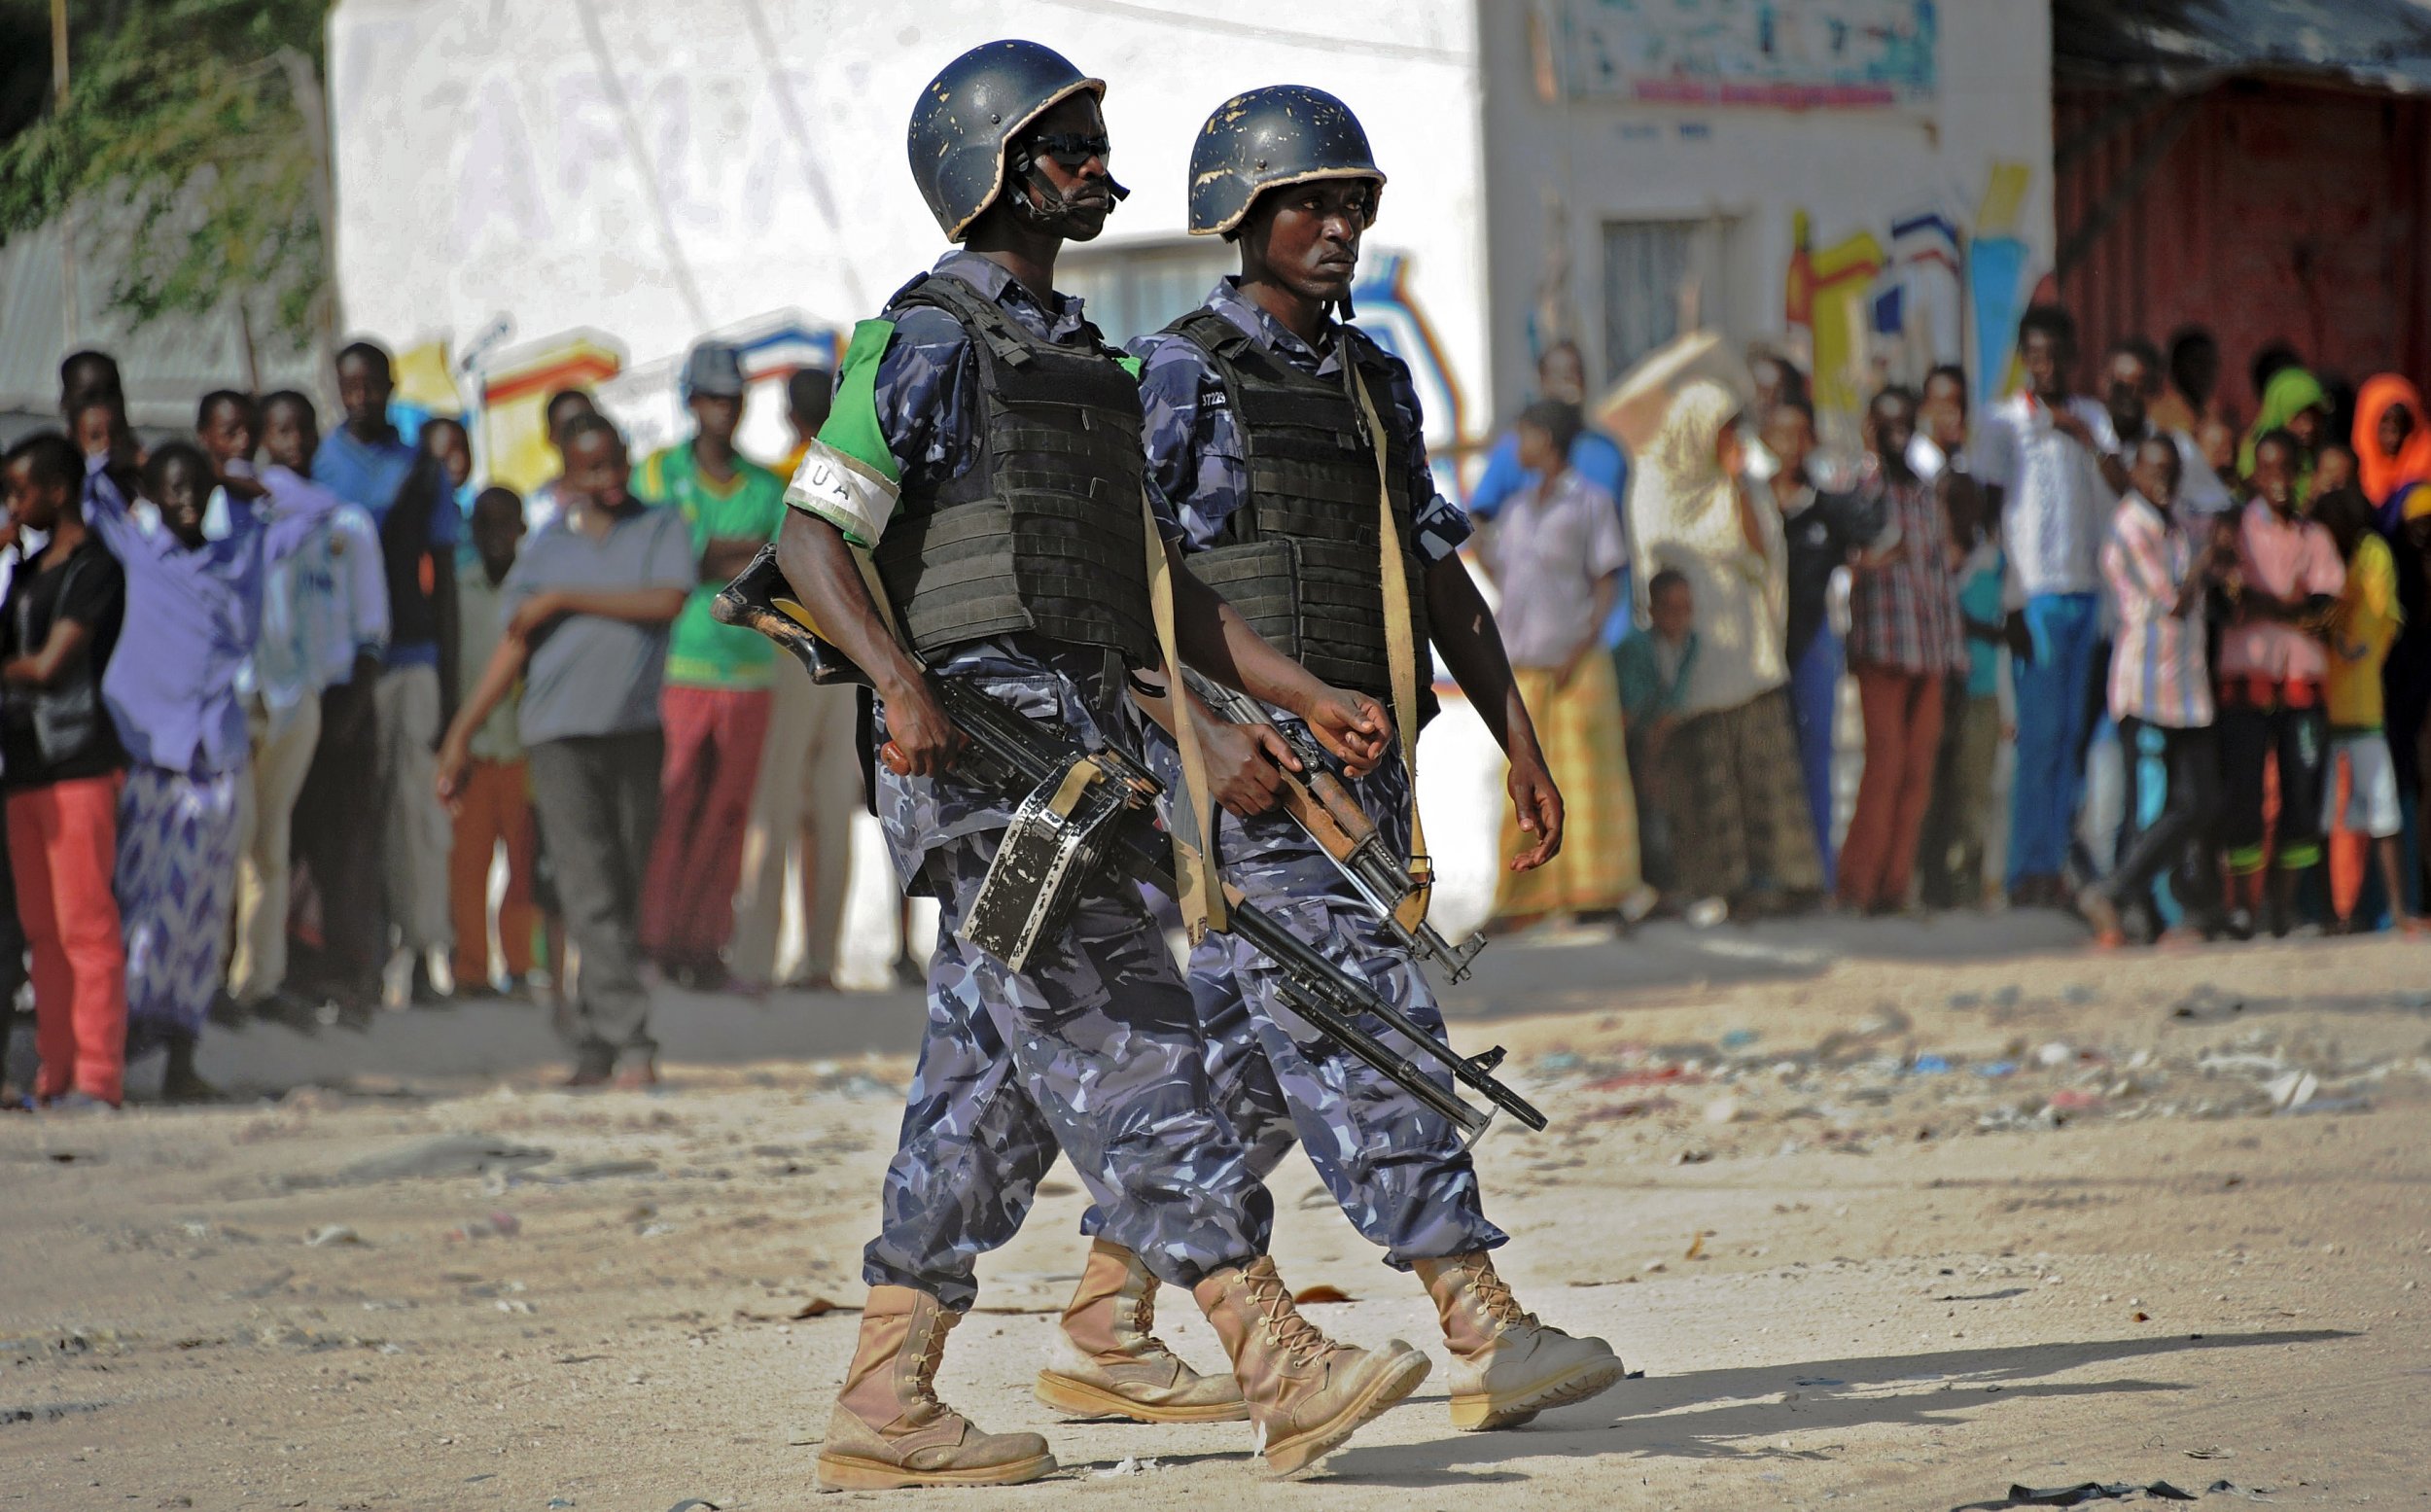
[
  {"x1": 1244, "y1": 1265, "x2": 1331, "y2": 1366},
  {"x1": 905, "y1": 1322, "x2": 946, "y2": 1413},
  {"x1": 1128, "y1": 1283, "x2": 1181, "y2": 1362},
  {"x1": 1464, "y1": 1258, "x2": 1536, "y2": 1332}
]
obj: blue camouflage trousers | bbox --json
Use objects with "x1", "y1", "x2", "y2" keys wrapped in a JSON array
[
  {"x1": 862, "y1": 650, "x2": 1275, "y2": 1313},
  {"x1": 1081, "y1": 718, "x2": 1506, "y2": 1271}
]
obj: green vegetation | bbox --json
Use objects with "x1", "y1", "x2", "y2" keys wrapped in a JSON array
[{"x1": 0, "y1": 0, "x2": 333, "y2": 348}]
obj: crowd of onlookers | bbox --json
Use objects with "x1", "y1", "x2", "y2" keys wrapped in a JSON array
[
  {"x1": 1, "y1": 340, "x2": 878, "y2": 1109},
  {"x1": 8, "y1": 304, "x2": 2425, "y2": 1109},
  {"x1": 1476, "y1": 312, "x2": 2431, "y2": 954}
]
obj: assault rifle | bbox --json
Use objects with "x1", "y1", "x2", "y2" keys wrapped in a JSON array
[
  {"x1": 713, "y1": 546, "x2": 1546, "y2": 1139},
  {"x1": 1179, "y1": 671, "x2": 1486, "y2": 984}
]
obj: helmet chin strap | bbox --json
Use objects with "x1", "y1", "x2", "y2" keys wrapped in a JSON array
[{"x1": 1011, "y1": 158, "x2": 1129, "y2": 230}]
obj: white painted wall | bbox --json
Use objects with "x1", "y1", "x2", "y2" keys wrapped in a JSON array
[
  {"x1": 326, "y1": 0, "x2": 1490, "y2": 450},
  {"x1": 1475, "y1": 0, "x2": 2054, "y2": 416}
]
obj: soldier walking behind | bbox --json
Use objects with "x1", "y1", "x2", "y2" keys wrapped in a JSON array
[{"x1": 1040, "y1": 85, "x2": 1629, "y2": 1437}]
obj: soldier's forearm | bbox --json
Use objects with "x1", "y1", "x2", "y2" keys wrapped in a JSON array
[
  {"x1": 775, "y1": 510, "x2": 927, "y2": 701},
  {"x1": 1168, "y1": 546, "x2": 1333, "y2": 719},
  {"x1": 1426, "y1": 552, "x2": 1540, "y2": 760}
]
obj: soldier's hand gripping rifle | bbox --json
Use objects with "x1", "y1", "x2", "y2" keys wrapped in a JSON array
[
  {"x1": 714, "y1": 545, "x2": 1547, "y2": 1140},
  {"x1": 1177, "y1": 670, "x2": 1486, "y2": 984}
]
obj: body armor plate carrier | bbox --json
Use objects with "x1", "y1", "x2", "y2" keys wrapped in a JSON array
[
  {"x1": 1165, "y1": 306, "x2": 1436, "y2": 721},
  {"x1": 874, "y1": 272, "x2": 1160, "y2": 668}
]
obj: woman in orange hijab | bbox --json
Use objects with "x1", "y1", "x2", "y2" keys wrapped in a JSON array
[{"x1": 2354, "y1": 374, "x2": 2431, "y2": 533}]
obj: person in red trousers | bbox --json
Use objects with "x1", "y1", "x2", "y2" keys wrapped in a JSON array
[
  {"x1": 0, "y1": 432, "x2": 129, "y2": 1109},
  {"x1": 1838, "y1": 388, "x2": 1968, "y2": 914}
]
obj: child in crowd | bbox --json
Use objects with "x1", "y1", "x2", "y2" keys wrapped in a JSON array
[
  {"x1": 0, "y1": 434, "x2": 128, "y2": 1109},
  {"x1": 522, "y1": 389, "x2": 598, "y2": 536},
  {"x1": 1614, "y1": 568, "x2": 1697, "y2": 897},
  {"x1": 2081, "y1": 439, "x2": 2231, "y2": 946},
  {"x1": 88, "y1": 440, "x2": 338, "y2": 1098},
  {"x1": 438, "y1": 416, "x2": 689, "y2": 1087},
  {"x1": 2218, "y1": 430, "x2": 2347, "y2": 936},
  {"x1": 445, "y1": 488, "x2": 542, "y2": 997},
  {"x1": 2311, "y1": 485, "x2": 2421, "y2": 932},
  {"x1": 2311, "y1": 441, "x2": 2358, "y2": 503},
  {"x1": 1768, "y1": 396, "x2": 1885, "y2": 886},
  {"x1": 420, "y1": 416, "x2": 476, "y2": 520}
]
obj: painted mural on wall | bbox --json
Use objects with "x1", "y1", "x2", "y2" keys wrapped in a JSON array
[
  {"x1": 1348, "y1": 251, "x2": 1471, "y2": 502},
  {"x1": 376, "y1": 255, "x2": 1462, "y2": 510},
  {"x1": 1783, "y1": 158, "x2": 2039, "y2": 446},
  {"x1": 1553, "y1": 0, "x2": 1939, "y2": 110}
]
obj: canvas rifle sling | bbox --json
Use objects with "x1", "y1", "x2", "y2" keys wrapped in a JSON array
[
  {"x1": 1344, "y1": 351, "x2": 1433, "y2": 930},
  {"x1": 1144, "y1": 494, "x2": 1228, "y2": 938}
]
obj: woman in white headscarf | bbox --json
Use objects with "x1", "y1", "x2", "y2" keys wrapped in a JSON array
[{"x1": 1630, "y1": 378, "x2": 1824, "y2": 916}]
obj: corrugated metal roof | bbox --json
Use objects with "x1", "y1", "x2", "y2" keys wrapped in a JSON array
[
  {"x1": 2055, "y1": 0, "x2": 2431, "y2": 93},
  {"x1": 0, "y1": 217, "x2": 320, "y2": 428}
]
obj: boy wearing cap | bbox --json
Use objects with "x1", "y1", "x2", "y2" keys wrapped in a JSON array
[{"x1": 631, "y1": 342, "x2": 790, "y2": 987}]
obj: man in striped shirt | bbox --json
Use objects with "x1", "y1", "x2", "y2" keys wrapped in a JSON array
[{"x1": 2081, "y1": 437, "x2": 2234, "y2": 945}]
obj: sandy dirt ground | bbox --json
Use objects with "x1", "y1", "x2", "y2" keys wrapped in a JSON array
[{"x1": 4, "y1": 930, "x2": 2427, "y2": 1512}]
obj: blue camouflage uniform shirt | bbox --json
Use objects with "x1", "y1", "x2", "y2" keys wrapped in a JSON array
[{"x1": 853, "y1": 251, "x2": 1180, "y2": 889}]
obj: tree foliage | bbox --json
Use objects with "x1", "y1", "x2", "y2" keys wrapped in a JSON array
[{"x1": 0, "y1": 0, "x2": 333, "y2": 348}]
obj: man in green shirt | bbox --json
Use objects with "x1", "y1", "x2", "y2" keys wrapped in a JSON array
[{"x1": 632, "y1": 340, "x2": 789, "y2": 987}]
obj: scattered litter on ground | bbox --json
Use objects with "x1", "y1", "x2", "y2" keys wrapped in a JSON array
[
  {"x1": 444, "y1": 1212, "x2": 519, "y2": 1242},
  {"x1": 305, "y1": 1225, "x2": 363, "y2": 1248},
  {"x1": 552, "y1": 1159, "x2": 660, "y2": 1183},
  {"x1": 1291, "y1": 1284, "x2": 1354, "y2": 1304},
  {"x1": 1090, "y1": 1456, "x2": 1164, "y2": 1478},
  {"x1": 0, "y1": 1400, "x2": 113, "y2": 1427},
  {"x1": 326, "y1": 1135, "x2": 554, "y2": 1186},
  {"x1": 1952, "y1": 1480, "x2": 2198, "y2": 1509}
]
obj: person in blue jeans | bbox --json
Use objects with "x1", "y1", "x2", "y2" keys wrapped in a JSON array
[{"x1": 1977, "y1": 307, "x2": 2128, "y2": 906}]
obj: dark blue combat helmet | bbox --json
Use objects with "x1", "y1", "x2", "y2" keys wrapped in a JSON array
[
  {"x1": 908, "y1": 39, "x2": 1124, "y2": 242},
  {"x1": 1186, "y1": 85, "x2": 1387, "y2": 237}
]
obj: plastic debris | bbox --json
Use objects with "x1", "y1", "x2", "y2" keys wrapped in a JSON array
[
  {"x1": 1719, "y1": 1029, "x2": 1759, "y2": 1049},
  {"x1": 305, "y1": 1225, "x2": 363, "y2": 1248},
  {"x1": 1090, "y1": 1456, "x2": 1164, "y2": 1478},
  {"x1": 1912, "y1": 1054, "x2": 1953, "y2": 1074},
  {"x1": 2264, "y1": 1071, "x2": 2318, "y2": 1111}
]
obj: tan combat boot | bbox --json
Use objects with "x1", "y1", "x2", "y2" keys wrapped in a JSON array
[
  {"x1": 1193, "y1": 1255, "x2": 1430, "y2": 1476},
  {"x1": 1034, "y1": 1238, "x2": 1249, "y2": 1423},
  {"x1": 815, "y1": 1285, "x2": 1056, "y2": 1491},
  {"x1": 1413, "y1": 1252, "x2": 1627, "y2": 1430}
]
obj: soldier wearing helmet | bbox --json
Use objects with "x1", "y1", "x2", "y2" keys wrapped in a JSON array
[
  {"x1": 1036, "y1": 85, "x2": 1628, "y2": 1438},
  {"x1": 778, "y1": 44, "x2": 1428, "y2": 1491}
]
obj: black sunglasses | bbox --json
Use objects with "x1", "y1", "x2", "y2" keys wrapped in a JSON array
[{"x1": 1026, "y1": 131, "x2": 1112, "y2": 169}]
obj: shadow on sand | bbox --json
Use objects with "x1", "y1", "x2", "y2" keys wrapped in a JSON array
[{"x1": 1308, "y1": 1328, "x2": 2352, "y2": 1486}]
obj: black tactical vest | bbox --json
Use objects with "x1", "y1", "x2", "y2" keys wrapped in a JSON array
[
  {"x1": 1167, "y1": 307, "x2": 1436, "y2": 721},
  {"x1": 872, "y1": 271, "x2": 1159, "y2": 667}
]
